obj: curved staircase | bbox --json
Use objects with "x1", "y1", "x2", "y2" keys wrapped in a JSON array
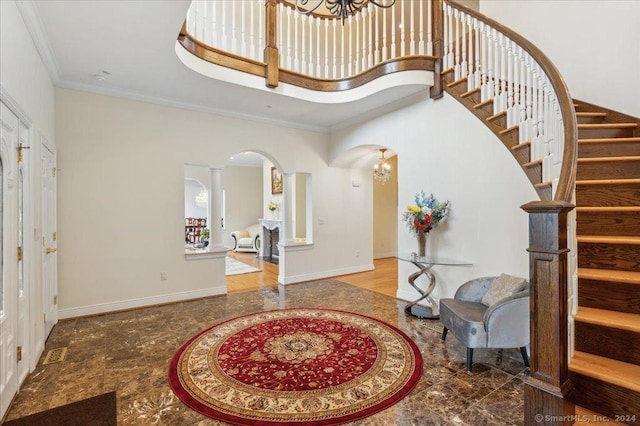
[{"x1": 442, "y1": 70, "x2": 640, "y2": 422}]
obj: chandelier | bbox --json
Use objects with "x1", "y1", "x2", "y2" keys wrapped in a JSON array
[
  {"x1": 373, "y1": 148, "x2": 391, "y2": 184},
  {"x1": 295, "y1": 0, "x2": 396, "y2": 23},
  {"x1": 195, "y1": 189, "x2": 208, "y2": 207}
]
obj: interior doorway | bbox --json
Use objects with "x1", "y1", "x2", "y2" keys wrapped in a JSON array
[{"x1": 41, "y1": 139, "x2": 57, "y2": 339}]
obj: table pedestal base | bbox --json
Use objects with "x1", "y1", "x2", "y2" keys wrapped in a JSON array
[{"x1": 405, "y1": 304, "x2": 439, "y2": 319}]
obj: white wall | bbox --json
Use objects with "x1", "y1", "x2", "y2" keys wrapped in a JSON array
[
  {"x1": 373, "y1": 155, "x2": 398, "y2": 259},
  {"x1": 480, "y1": 0, "x2": 640, "y2": 117},
  {"x1": 222, "y1": 165, "x2": 263, "y2": 247},
  {"x1": 1, "y1": 0, "x2": 56, "y2": 366},
  {"x1": 55, "y1": 88, "x2": 373, "y2": 312},
  {"x1": 331, "y1": 93, "x2": 538, "y2": 303}
]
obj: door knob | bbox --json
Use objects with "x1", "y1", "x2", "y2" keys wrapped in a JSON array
[{"x1": 46, "y1": 247, "x2": 57, "y2": 254}]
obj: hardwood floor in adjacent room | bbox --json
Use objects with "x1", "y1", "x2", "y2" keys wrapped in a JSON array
[{"x1": 226, "y1": 252, "x2": 400, "y2": 299}]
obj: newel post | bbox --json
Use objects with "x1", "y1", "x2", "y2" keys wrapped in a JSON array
[
  {"x1": 264, "y1": 0, "x2": 279, "y2": 88},
  {"x1": 430, "y1": 0, "x2": 444, "y2": 99},
  {"x1": 521, "y1": 200, "x2": 575, "y2": 425}
]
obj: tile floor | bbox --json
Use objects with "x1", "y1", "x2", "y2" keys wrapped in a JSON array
[{"x1": 4, "y1": 280, "x2": 527, "y2": 425}]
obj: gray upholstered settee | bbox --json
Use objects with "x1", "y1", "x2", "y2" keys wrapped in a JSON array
[
  {"x1": 230, "y1": 224, "x2": 261, "y2": 253},
  {"x1": 439, "y1": 275, "x2": 530, "y2": 372}
]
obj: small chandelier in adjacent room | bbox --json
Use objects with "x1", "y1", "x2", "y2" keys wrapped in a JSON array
[
  {"x1": 373, "y1": 148, "x2": 391, "y2": 184},
  {"x1": 295, "y1": 0, "x2": 395, "y2": 23}
]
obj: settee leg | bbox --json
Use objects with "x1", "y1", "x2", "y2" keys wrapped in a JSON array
[
  {"x1": 441, "y1": 327, "x2": 448, "y2": 341},
  {"x1": 466, "y1": 348, "x2": 474, "y2": 372},
  {"x1": 520, "y1": 346, "x2": 530, "y2": 367}
]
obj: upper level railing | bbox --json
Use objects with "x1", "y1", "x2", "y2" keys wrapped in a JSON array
[{"x1": 181, "y1": 0, "x2": 438, "y2": 91}]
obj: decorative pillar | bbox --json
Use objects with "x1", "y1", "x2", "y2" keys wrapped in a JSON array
[
  {"x1": 521, "y1": 200, "x2": 575, "y2": 425},
  {"x1": 282, "y1": 172, "x2": 294, "y2": 243},
  {"x1": 209, "y1": 167, "x2": 223, "y2": 248},
  {"x1": 264, "y1": 0, "x2": 279, "y2": 88}
]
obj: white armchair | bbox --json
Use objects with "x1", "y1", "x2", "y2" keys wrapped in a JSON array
[{"x1": 230, "y1": 224, "x2": 261, "y2": 253}]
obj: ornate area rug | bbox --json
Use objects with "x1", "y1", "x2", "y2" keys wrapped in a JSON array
[
  {"x1": 168, "y1": 309, "x2": 422, "y2": 425},
  {"x1": 225, "y1": 257, "x2": 261, "y2": 276}
]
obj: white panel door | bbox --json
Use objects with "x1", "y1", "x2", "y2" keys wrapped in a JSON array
[
  {"x1": 17, "y1": 120, "x2": 30, "y2": 384},
  {"x1": 41, "y1": 140, "x2": 57, "y2": 338},
  {"x1": 0, "y1": 102, "x2": 19, "y2": 419}
]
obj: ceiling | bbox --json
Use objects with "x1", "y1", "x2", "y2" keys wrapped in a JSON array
[{"x1": 26, "y1": 0, "x2": 432, "y2": 133}]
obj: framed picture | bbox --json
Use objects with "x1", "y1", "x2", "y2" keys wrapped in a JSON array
[{"x1": 271, "y1": 167, "x2": 283, "y2": 194}]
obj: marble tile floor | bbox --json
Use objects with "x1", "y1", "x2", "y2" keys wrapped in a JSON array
[{"x1": 4, "y1": 280, "x2": 527, "y2": 425}]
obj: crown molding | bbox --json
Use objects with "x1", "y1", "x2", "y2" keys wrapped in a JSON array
[{"x1": 15, "y1": 0, "x2": 60, "y2": 84}]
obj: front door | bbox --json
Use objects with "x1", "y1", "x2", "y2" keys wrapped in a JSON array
[
  {"x1": 41, "y1": 141, "x2": 57, "y2": 338},
  {"x1": 0, "y1": 102, "x2": 19, "y2": 419}
]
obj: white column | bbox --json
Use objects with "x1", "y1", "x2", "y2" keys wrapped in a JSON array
[
  {"x1": 209, "y1": 167, "x2": 223, "y2": 248},
  {"x1": 282, "y1": 173, "x2": 294, "y2": 243}
]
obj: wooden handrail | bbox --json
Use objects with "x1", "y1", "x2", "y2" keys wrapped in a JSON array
[{"x1": 444, "y1": 0, "x2": 577, "y2": 203}]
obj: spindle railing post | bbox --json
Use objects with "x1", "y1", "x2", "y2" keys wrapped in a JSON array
[
  {"x1": 430, "y1": 0, "x2": 444, "y2": 99},
  {"x1": 264, "y1": 0, "x2": 279, "y2": 88}
]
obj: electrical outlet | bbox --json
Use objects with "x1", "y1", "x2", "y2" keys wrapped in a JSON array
[{"x1": 160, "y1": 272, "x2": 167, "y2": 281}]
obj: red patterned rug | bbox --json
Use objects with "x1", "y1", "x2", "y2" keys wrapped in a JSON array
[{"x1": 168, "y1": 309, "x2": 422, "y2": 425}]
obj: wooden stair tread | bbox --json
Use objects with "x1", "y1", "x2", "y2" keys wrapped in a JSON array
[
  {"x1": 440, "y1": 67, "x2": 454, "y2": 75},
  {"x1": 473, "y1": 99, "x2": 493, "y2": 109},
  {"x1": 487, "y1": 111, "x2": 507, "y2": 122},
  {"x1": 446, "y1": 77, "x2": 467, "y2": 88},
  {"x1": 499, "y1": 125, "x2": 518, "y2": 136},
  {"x1": 575, "y1": 307, "x2": 640, "y2": 333},
  {"x1": 534, "y1": 181, "x2": 552, "y2": 189},
  {"x1": 578, "y1": 123, "x2": 638, "y2": 129},
  {"x1": 577, "y1": 206, "x2": 640, "y2": 212},
  {"x1": 578, "y1": 268, "x2": 640, "y2": 284},
  {"x1": 511, "y1": 141, "x2": 530, "y2": 151},
  {"x1": 577, "y1": 235, "x2": 640, "y2": 244},
  {"x1": 574, "y1": 406, "x2": 625, "y2": 425},
  {"x1": 579, "y1": 137, "x2": 640, "y2": 144},
  {"x1": 460, "y1": 87, "x2": 480, "y2": 98},
  {"x1": 576, "y1": 112, "x2": 608, "y2": 118},
  {"x1": 576, "y1": 178, "x2": 640, "y2": 185},
  {"x1": 523, "y1": 159, "x2": 542, "y2": 168},
  {"x1": 570, "y1": 351, "x2": 640, "y2": 393},
  {"x1": 578, "y1": 156, "x2": 640, "y2": 163}
]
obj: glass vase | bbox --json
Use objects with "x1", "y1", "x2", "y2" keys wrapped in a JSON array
[{"x1": 417, "y1": 233, "x2": 427, "y2": 258}]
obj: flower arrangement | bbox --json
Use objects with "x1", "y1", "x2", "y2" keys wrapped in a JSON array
[
  {"x1": 402, "y1": 191, "x2": 450, "y2": 236},
  {"x1": 268, "y1": 201, "x2": 280, "y2": 212}
]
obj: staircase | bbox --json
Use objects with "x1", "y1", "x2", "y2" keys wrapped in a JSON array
[
  {"x1": 441, "y1": 72, "x2": 640, "y2": 421},
  {"x1": 570, "y1": 100, "x2": 640, "y2": 420}
]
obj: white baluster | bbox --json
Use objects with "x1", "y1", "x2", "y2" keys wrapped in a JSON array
[
  {"x1": 485, "y1": 26, "x2": 494, "y2": 102},
  {"x1": 286, "y1": 7, "x2": 292, "y2": 70},
  {"x1": 333, "y1": 19, "x2": 337, "y2": 78},
  {"x1": 419, "y1": 0, "x2": 425, "y2": 55},
  {"x1": 454, "y1": 9, "x2": 460, "y2": 80},
  {"x1": 316, "y1": 17, "x2": 321, "y2": 78},
  {"x1": 348, "y1": 15, "x2": 353, "y2": 75},
  {"x1": 221, "y1": 1, "x2": 227, "y2": 51},
  {"x1": 368, "y1": 4, "x2": 373, "y2": 68},
  {"x1": 250, "y1": 2, "x2": 256, "y2": 60},
  {"x1": 382, "y1": 6, "x2": 388, "y2": 61},
  {"x1": 460, "y1": 12, "x2": 467, "y2": 79},
  {"x1": 530, "y1": 64, "x2": 540, "y2": 158},
  {"x1": 519, "y1": 52, "x2": 529, "y2": 143},
  {"x1": 294, "y1": 11, "x2": 299, "y2": 72},
  {"x1": 240, "y1": 1, "x2": 246, "y2": 57},
  {"x1": 506, "y1": 39, "x2": 515, "y2": 127},
  {"x1": 231, "y1": 1, "x2": 237, "y2": 53},
  {"x1": 355, "y1": 12, "x2": 360, "y2": 74},
  {"x1": 493, "y1": 30, "x2": 501, "y2": 113},
  {"x1": 400, "y1": 0, "x2": 405, "y2": 56},
  {"x1": 426, "y1": 0, "x2": 432, "y2": 55},
  {"x1": 410, "y1": 0, "x2": 415, "y2": 55},
  {"x1": 512, "y1": 45, "x2": 521, "y2": 128},
  {"x1": 307, "y1": 15, "x2": 313, "y2": 76},
  {"x1": 195, "y1": 1, "x2": 204, "y2": 44},
  {"x1": 341, "y1": 19, "x2": 345, "y2": 77},
  {"x1": 499, "y1": 33, "x2": 507, "y2": 112},
  {"x1": 466, "y1": 15, "x2": 473, "y2": 88},
  {"x1": 474, "y1": 18, "x2": 480, "y2": 89},
  {"x1": 361, "y1": 8, "x2": 367, "y2": 71},
  {"x1": 185, "y1": 3, "x2": 193, "y2": 36},
  {"x1": 301, "y1": 15, "x2": 307, "y2": 75},
  {"x1": 258, "y1": 2, "x2": 264, "y2": 62},
  {"x1": 391, "y1": 2, "x2": 396, "y2": 58},
  {"x1": 324, "y1": 18, "x2": 329, "y2": 78},
  {"x1": 442, "y1": 4, "x2": 449, "y2": 69}
]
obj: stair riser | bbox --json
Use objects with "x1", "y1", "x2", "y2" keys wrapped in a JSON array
[
  {"x1": 577, "y1": 211, "x2": 640, "y2": 237},
  {"x1": 523, "y1": 163, "x2": 542, "y2": 187},
  {"x1": 570, "y1": 372, "x2": 640, "y2": 419},
  {"x1": 446, "y1": 80, "x2": 468, "y2": 97},
  {"x1": 579, "y1": 141, "x2": 640, "y2": 158},
  {"x1": 575, "y1": 322, "x2": 640, "y2": 365},
  {"x1": 578, "y1": 277, "x2": 640, "y2": 314},
  {"x1": 578, "y1": 242, "x2": 640, "y2": 272},
  {"x1": 487, "y1": 114, "x2": 507, "y2": 129},
  {"x1": 576, "y1": 183, "x2": 640, "y2": 207},
  {"x1": 579, "y1": 127, "x2": 637, "y2": 139},
  {"x1": 461, "y1": 90, "x2": 481, "y2": 105},
  {"x1": 577, "y1": 160, "x2": 640, "y2": 180},
  {"x1": 577, "y1": 115, "x2": 607, "y2": 124}
]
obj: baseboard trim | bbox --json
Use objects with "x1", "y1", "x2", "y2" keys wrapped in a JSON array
[
  {"x1": 58, "y1": 287, "x2": 227, "y2": 319},
  {"x1": 374, "y1": 252, "x2": 397, "y2": 260},
  {"x1": 279, "y1": 264, "x2": 375, "y2": 285}
]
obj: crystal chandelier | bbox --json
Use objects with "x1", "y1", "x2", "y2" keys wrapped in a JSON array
[
  {"x1": 373, "y1": 148, "x2": 391, "y2": 184},
  {"x1": 195, "y1": 189, "x2": 208, "y2": 207},
  {"x1": 295, "y1": 0, "x2": 396, "y2": 23}
]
